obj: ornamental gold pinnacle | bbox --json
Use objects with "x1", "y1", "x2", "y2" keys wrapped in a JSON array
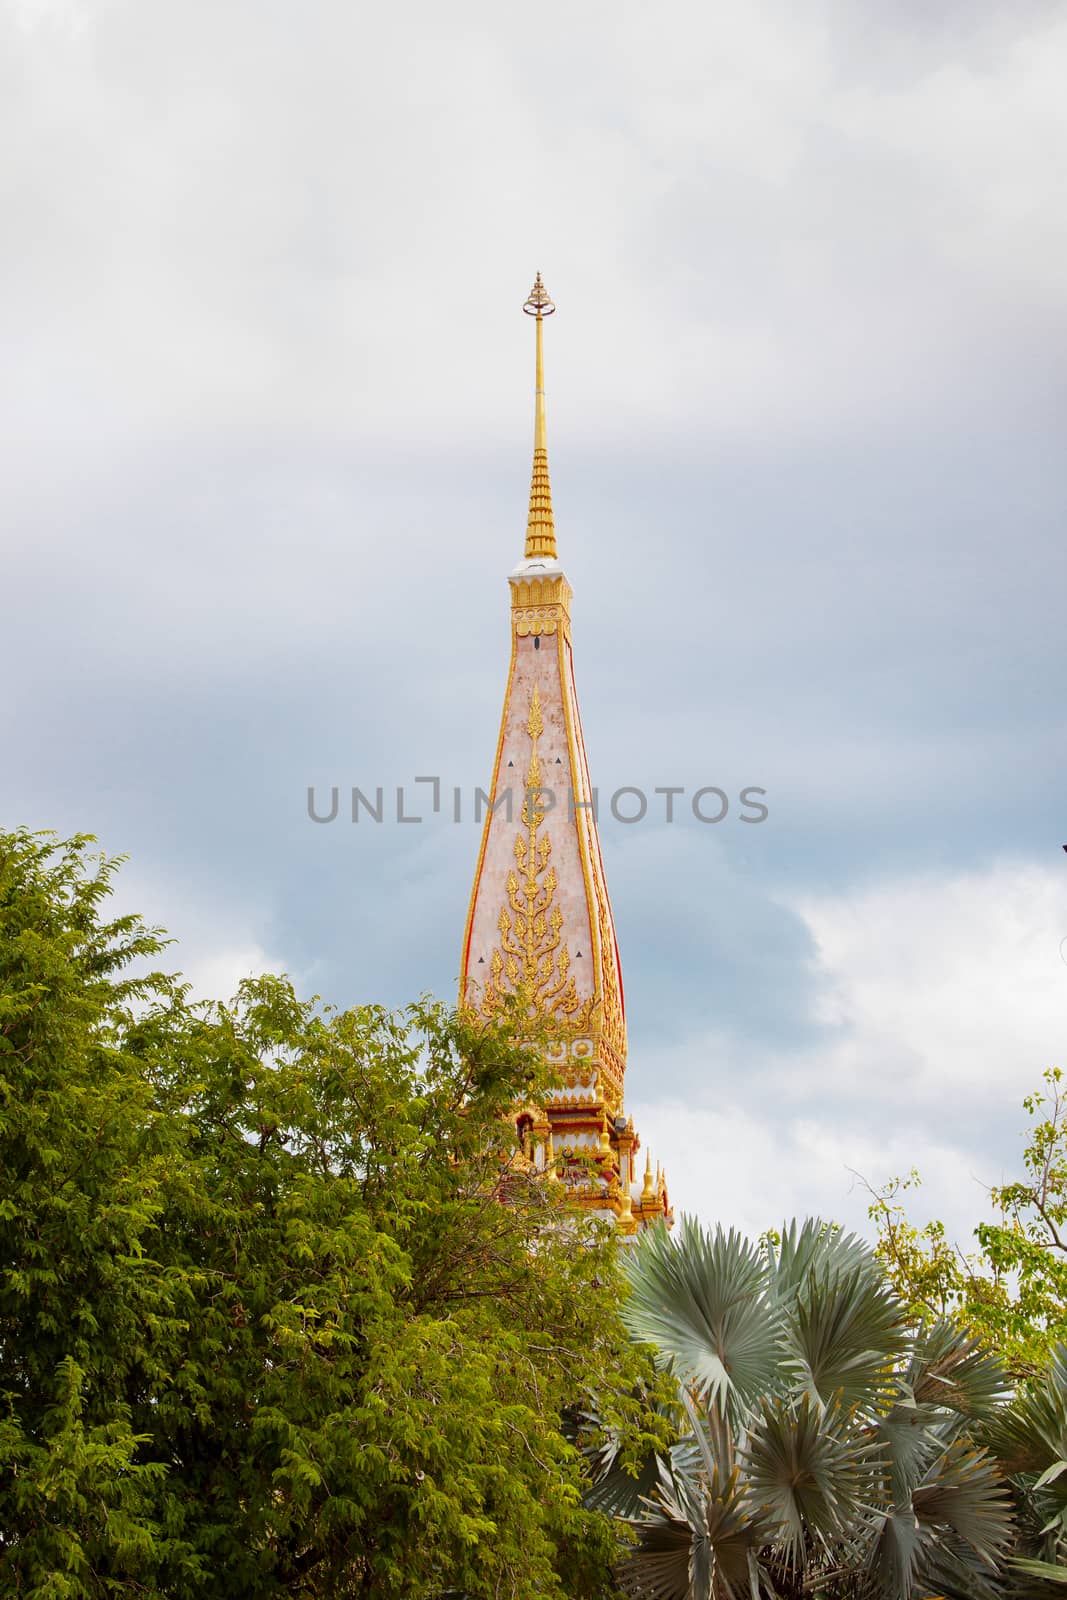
[{"x1": 522, "y1": 273, "x2": 557, "y2": 561}]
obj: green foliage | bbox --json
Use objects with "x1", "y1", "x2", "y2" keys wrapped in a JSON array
[
  {"x1": 0, "y1": 827, "x2": 186, "y2": 1595},
  {"x1": 602, "y1": 1212, "x2": 1067, "y2": 1598},
  {"x1": 870, "y1": 1069, "x2": 1067, "y2": 1376},
  {"x1": 595, "y1": 1216, "x2": 1016, "y2": 1600},
  {"x1": 984, "y1": 1347, "x2": 1067, "y2": 1594},
  {"x1": 0, "y1": 827, "x2": 655, "y2": 1598}
]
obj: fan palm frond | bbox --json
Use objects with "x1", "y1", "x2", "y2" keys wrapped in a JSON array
[
  {"x1": 784, "y1": 1263, "x2": 907, "y2": 1414},
  {"x1": 903, "y1": 1320, "x2": 1008, "y2": 1422},
  {"x1": 617, "y1": 1501, "x2": 709, "y2": 1600},
  {"x1": 867, "y1": 1502, "x2": 924, "y2": 1600},
  {"x1": 766, "y1": 1217, "x2": 879, "y2": 1303},
  {"x1": 985, "y1": 1345, "x2": 1067, "y2": 1478},
  {"x1": 863, "y1": 1440, "x2": 1010, "y2": 1600},
  {"x1": 622, "y1": 1218, "x2": 782, "y2": 1418},
  {"x1": 978, "y1": 1350, "x2": 1067, "y2": 1582},
  {"x1": 1008, "y1": 1554, "x2": 1067, "y2": 1587},
  {"x1": 742, "y1": 1392, "x2": 880, "y2": 1568},
  {"x1": 914, "y1": 1530, "x2": 1006, "y2": 1600},
  {"x1": 875, "y1": 1408, "x2": 940, "y2": 1509},
  {"x1": 878, "y1": 1324, "x2": 1008, "y2": 1505},
  {"x1": 619, "y1": 1457, "x2": 777, "y2": 1600},
  {"x1": 911, "y1": 1437, "x2": 1013, "y2": 1567}
]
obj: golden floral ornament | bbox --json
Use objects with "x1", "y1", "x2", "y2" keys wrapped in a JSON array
[{"x1": 480, "y1": 684, "x2": 598, "y2": 1032}]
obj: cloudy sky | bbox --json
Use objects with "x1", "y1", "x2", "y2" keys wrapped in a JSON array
[{"x1": 4, "y1": 0, "x2": 1065, "y2": 1245}]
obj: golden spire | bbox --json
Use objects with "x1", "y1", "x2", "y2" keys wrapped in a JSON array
[{"x1": 522, "y1": 272, "x2": 557, "y2": 561}]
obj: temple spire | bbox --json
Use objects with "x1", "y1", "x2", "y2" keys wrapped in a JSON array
[
  {"x1": 522, "y1": 272, "x2": 557, "y2": 561},
  {"x1": 459, "y1": 276, "x2": 671, "y2": 1235}
]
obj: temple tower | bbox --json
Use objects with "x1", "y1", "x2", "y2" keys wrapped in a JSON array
[{"x1": 460, "y1": 275, "x2": 671, "y2": 1233}]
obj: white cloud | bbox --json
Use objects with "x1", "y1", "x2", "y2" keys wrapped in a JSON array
[
  {"x1": 174, "y1": 942, "x2": 288, "y2": 1006},
  {"x1": 109, "y1": 860, "x2": 301, "y2": 1004},
  {"x1": 633, "y1": 858, "x2": 1067, "y2": 1242},
  {"x1": 791, "y1": 859, "x2": 1067, "y2": 1101},
  {"x1": 630, "y1": 1096, "x2": 988, "y2": 1247},
  {"x1": 9, "y1": 0, "x2": 93, "y2": 37}
]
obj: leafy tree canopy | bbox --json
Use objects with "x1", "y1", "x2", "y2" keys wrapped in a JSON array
[
  {"x1": 0, "y1": 827, "x2": 665, "y2": 1599},
  {"x1": 869, "y1": 1068, "x2": 1067, "y2": 1377}
]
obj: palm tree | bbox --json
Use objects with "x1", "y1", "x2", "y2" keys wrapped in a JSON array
[
  {"x1": 590, "y1": 1217, "x2": 1014, "y2": 1599},
  {"x1": 985, "y1": 1346, "x2": 1067, "y2": 1594}
]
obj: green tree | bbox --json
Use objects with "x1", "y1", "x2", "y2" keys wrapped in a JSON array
[
  {"x1": 0, "y1": 827, "x2": 189, "y2": 1594},
  {"x1": 869, "y1": 1069, "x2": 1067, "y2": 1377},
  {"x1": 0, "y1": 827, "x2": 660, "y2": 1598}
]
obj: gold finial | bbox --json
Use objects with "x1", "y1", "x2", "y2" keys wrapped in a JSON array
[
  {"x1": 641, "y1": 1149, "x2": 656, "y2": 1203},
  {"x1": 523, "y1": 272, "x2": 556, "y2": 319},
  {"x1": 522, "y1": 273, "x2": 557, "y2": 561}
]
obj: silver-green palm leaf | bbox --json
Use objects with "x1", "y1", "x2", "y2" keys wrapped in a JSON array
[
  {"x1": 743, "y1": 1393, "x2": 881, "y2": 1566},
  {"x1": 621, "y1": 1219, "x2": 782, "y2": 1419},
  {"x1": 600, "y1": 1215, "x2": 1016, "y2": 1600}
]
